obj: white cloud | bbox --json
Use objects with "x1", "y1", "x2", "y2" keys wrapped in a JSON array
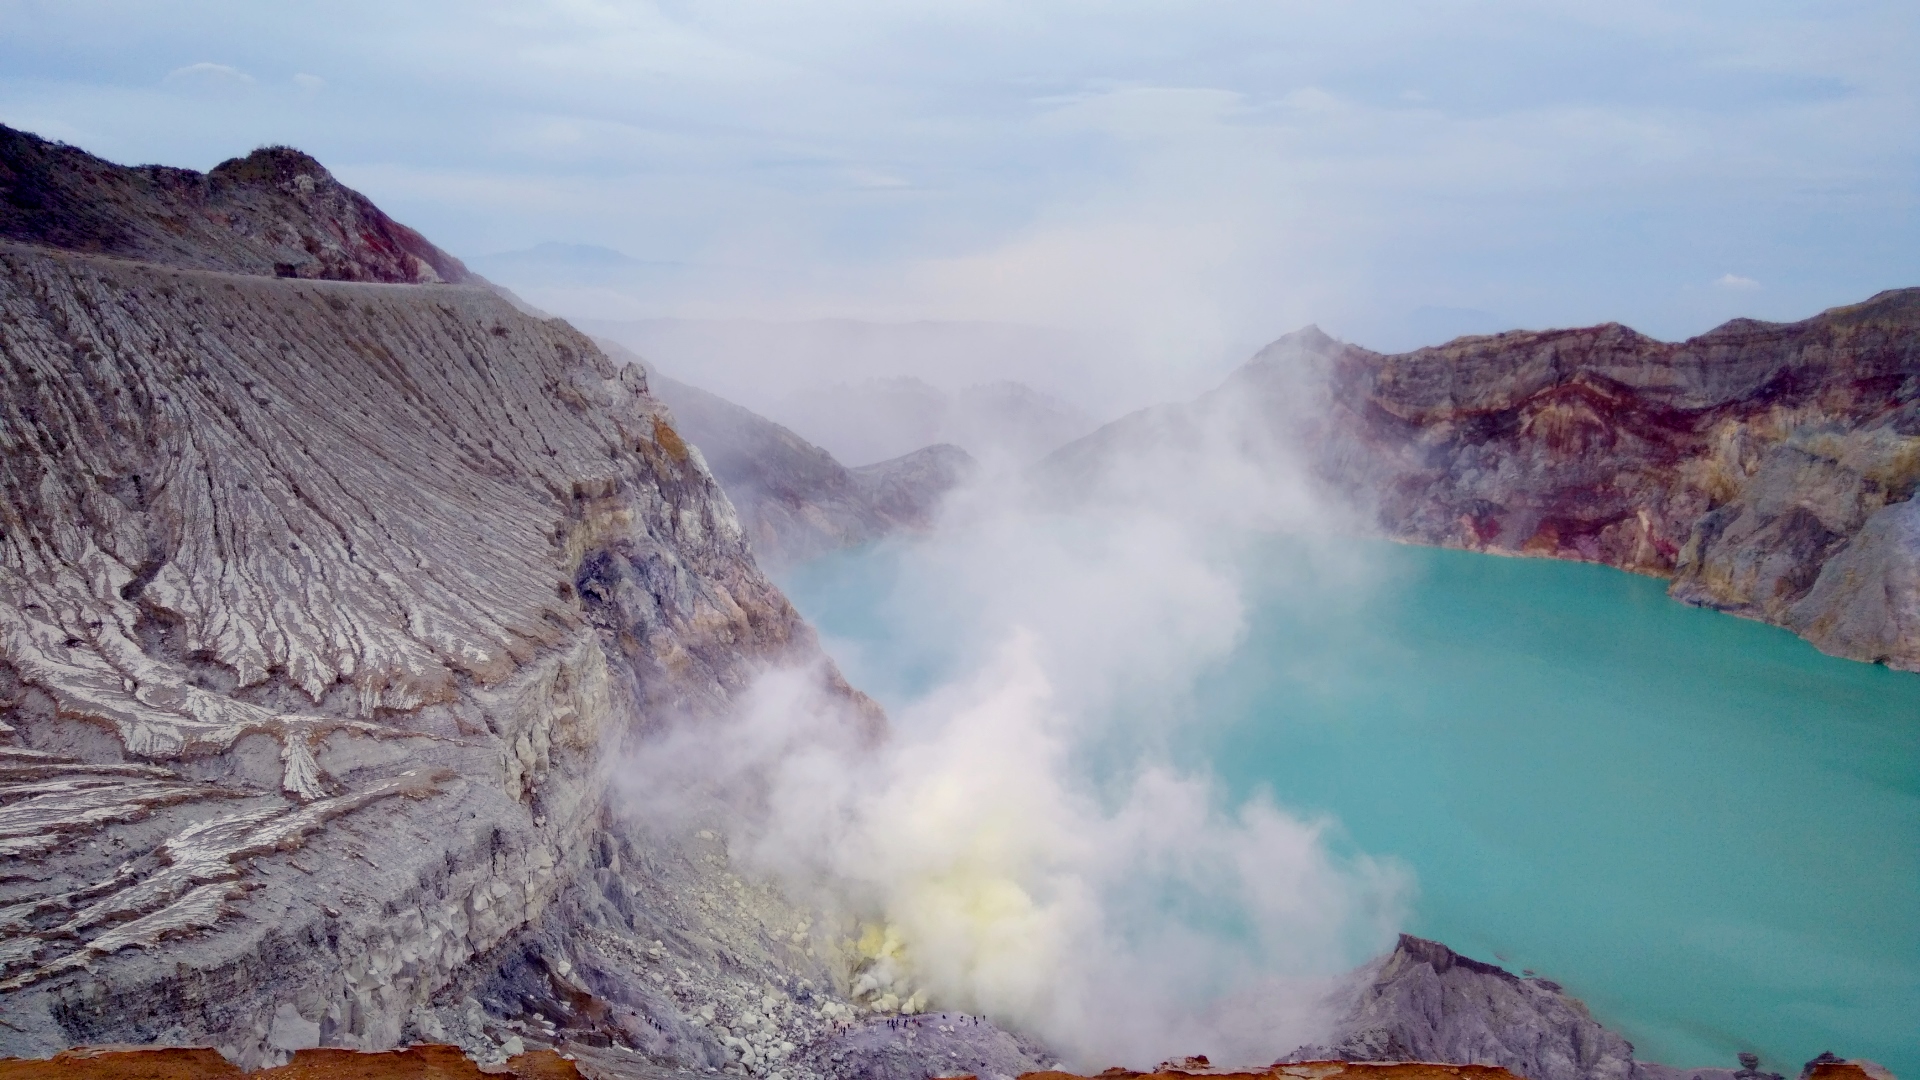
[
  {"x1": 161, "y1": 62, "x2": 256, "y2": 91},
  {"x1": 1716, "y1": 273, "x2": 1762, "y2": 290},
  {"x1": 292, "y1": 72, "x2": 325, "y2": 98},
  {"x1": 4, "y1": 1, "x2": 1915, "y2": 356}
]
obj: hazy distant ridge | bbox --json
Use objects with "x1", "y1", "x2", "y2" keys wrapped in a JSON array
[{"x1": 1042, "y1": 291, "x2": 1920, "y2": 669}]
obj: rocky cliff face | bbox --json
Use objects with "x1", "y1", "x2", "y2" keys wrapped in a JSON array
[
  {"x1": 1286, "y1": 936, "x2": 1637, "y2": 1080},
  {"x1": 1, "y1": 126, "x2": 472, "y2": 284},
  {"x1": 1041, "y1": 291, "x2": 1920, "y2": 668},
  {"x1": 1282, "y1": 937, "x2": 1887, "y2": 1080},
  {"x1": 611, "y1": 346, "x2": 974, "y2": 568},
  {"x1": 0, "y1": 126, "x2": 912, "y2": 1075}
]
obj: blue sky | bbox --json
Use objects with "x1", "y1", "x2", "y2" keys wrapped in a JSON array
[{"x1": 3, "y1": 1, "x2": 1916, "y2": 388}]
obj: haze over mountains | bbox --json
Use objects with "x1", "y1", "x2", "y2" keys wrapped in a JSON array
[
  {"x1": 1039, "y1": 292, "x2": 1920, "y2": 669},
  {"x1": 585, "y1": 317, "x2": 1106, "y2": 467},
  {"x1": 1, "y1": 123, "x2": 1909, "y2": 1080},
  {"x1": 595, "y1": 339, "x2": 975, "y2": 567},
  {"x1": 467, "y1": 243, "x2": 669, "y2": 285},
  {"x1": 757, "y1": 375, "x2": 1096, "y2": 469},
  {"x1": 469, "y1": 242, "x2": 1115, "y2": 466},
  {"x1": 10, "y1": 0, "x2": 1917, "y2": 1062}
]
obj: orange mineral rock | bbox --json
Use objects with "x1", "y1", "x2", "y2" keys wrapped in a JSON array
[
  {"x1": 1802, "y1": 1059, "x2": 1898, "y2": 1080},
  {"x1": 0, "y1": 1046, "x2": 584, "y2": 1080},
  {"x1": 1021, "y1": 1062, "x2": 1529, "y2": 1080}
]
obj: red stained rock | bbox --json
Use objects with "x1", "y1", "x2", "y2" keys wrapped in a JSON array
[
  {"x1": 0, "y1": 1046, "x2": 583, "y2": 1080},
  {"x1": 1022, "y1": 1062, "x2": 1529, "y2": 1080}
]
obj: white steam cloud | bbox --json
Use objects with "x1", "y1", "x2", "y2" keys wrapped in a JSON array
[{"x1": 619, "y1": 360, "x2": 1408, "y2": 1068}]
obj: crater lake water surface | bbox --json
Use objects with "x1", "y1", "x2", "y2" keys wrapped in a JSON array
[{"x1": 780, "y1": 537, "x2": 1920, "y2": 1075}]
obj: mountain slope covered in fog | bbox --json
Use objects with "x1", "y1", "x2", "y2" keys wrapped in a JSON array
[
  {"x1": 764, "y1": 376, "x2": 1097, "y2": 467},
  {"x1": 598, "y1": 341, "x2": 975, "y2": 567},
  {"x1": 584, "y1": 316, "x2": 1106, "y2": 465},
  {"x1": 1040, "y1": 293, "x2": 1920, "y2": 669}
]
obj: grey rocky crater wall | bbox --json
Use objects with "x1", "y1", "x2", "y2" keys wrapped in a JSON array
[
  {"x1": 0, "y1": 236, "x2": 879, "y2": 1068},
  {"x1": 0, "y1": 126, "x2": 978, "y2": 1080},
  {"x1": 1291, "y1": 935, "x2": 1755, "y2": 1080},
  {"x1": 1040, "y1": 291, "x2": 1920, "y2": 670},
  {"x1": 0, "y1": 125, "x2": 1047, "y2": 1080}
]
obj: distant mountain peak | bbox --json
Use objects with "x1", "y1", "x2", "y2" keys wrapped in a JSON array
[
  {"x1": 0, "y1": 124, "x2": 472, "y2": 284},
  {"x1": 205, "y1": 144, "x2": 331, "y2": 185},
  {"x1": 1256, "y1": 323, "x2": 1342, "y2": 356}
]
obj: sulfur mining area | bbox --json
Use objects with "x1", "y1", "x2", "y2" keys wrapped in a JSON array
[{"x1": 0, "y1": 125, "x2": 1899, "y2": 1080}]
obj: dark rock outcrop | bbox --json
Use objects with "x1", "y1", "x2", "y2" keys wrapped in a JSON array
[
  {"x1": 1281, "y1": 937, "x2": 1901, "y2": 1080},
  {"x1": 1797, "y1": 1053, "x2": 1898, "y2": 1080},
  {"x1": 1286, "y1": 936, "x2": 1635, "y2": 1080}
]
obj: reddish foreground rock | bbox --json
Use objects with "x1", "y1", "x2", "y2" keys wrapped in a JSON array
[
  {"x1": 1013, "y1": 1053, "x2": 1896, "y2": 1076},
  {"x1": 1018, "y1": 1062, "x2": 1900, "y2": 1080},
  {"x1": 1022, "y1": 1063, "x2": 1528, "y2": 1080},
  {"x1": 0, "y1": 1048, "x2": 1895, "y2": 1080},
  {"x1": 1802, "y1": 1059, "x2": 1901, "y2": 1080},
  {"x1": 0, "y1": 1046, "x2": 581, "y2": 1080}
]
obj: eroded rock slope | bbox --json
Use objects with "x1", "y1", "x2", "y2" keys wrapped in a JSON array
[{"x1": 0, "y1": 126, "x2": 908, "y2": 1075}]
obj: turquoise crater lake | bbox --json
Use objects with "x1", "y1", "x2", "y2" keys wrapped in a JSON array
[{"x1": 780, "y1": 537, "x2": 1920, "y2": 1076}]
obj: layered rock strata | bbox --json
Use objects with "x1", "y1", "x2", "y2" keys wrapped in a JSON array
[
  {"x1": 1041, "y1": 291, "x2": 1920, "y2": 667},
  {"x1": 0, "y1": 126, "x2": 933, "y2": 1077}
]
